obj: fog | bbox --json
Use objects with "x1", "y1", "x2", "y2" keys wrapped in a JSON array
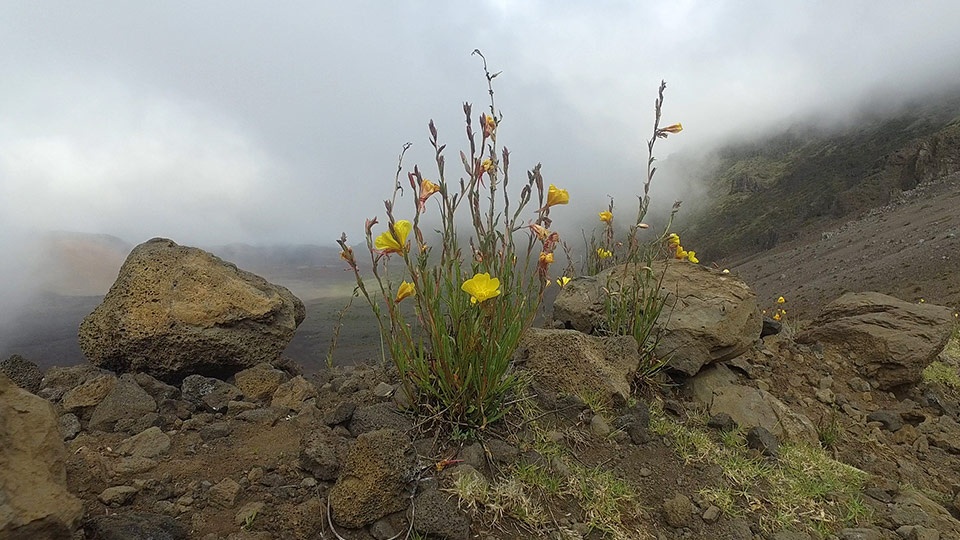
[{"x1": 2, "y1": 1, "x2": 960, "y2": 304}]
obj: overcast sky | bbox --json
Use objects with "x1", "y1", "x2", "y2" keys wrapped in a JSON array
[{"x1": 2, "y1": 1, "x2": 959, "y2": 252}]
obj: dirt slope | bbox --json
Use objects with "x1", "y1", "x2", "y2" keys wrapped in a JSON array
[{"x1": 725, "y1": 173, "x2": 960, "y2": 321}]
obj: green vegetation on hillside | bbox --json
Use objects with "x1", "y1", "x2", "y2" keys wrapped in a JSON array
[{"x1": 684, "y1": 92, "x2": 960, "y2": 262}]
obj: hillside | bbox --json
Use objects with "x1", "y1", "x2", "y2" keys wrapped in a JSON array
[
  {"x1": 682, "y1": 89, "x2": 960, "y2": 263},
  {"x1": 730, "y1": 172, "x2": 960, "y2": 320}
]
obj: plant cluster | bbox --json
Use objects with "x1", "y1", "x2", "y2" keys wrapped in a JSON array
[
  {"x1": 335, "y1": 55, "x2": 686, "y2": 428},
  {"x1": 581, "y1": 81, "x2": 686, "y2": 385},
  {"x1": 337, "y1": 51, "x2": 568, "y2": 429}
]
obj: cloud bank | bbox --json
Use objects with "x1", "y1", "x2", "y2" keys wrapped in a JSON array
[{"x1": 2, "y1": 1, "x2": 959, "y2": 250}]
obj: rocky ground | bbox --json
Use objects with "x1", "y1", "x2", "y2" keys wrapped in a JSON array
[
  {"x1": 3, "y1": 294, "x2": 960, "y2": 539},
  {"x1": 3, "y1": 177, "x2": 960, "y2": 539}
]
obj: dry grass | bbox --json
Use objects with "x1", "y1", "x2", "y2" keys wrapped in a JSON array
[{"x1": 649, "y1": 400, "x2": 870, "y2": 536}]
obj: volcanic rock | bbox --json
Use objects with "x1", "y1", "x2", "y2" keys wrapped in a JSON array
[
  {"x1": 797, "y1": 292, "x2": 955, "y2": 390},
  {"x1": 88, "y1": 374, "x2": 157, "y2": 432},
  {"x1": 514, "y1": 328, "x2": 639, "y2": 406},
  {"x1": 329, "y1": 429, "x2": 416, "y2": 528},
  {"x1": 233, "y1": 363, "x2": 288, "y2": 402},
  {"x1": 553, "y1": 260, "x2": 761, "y2": 376},
  {"x1": 0, "y1": 372, "x2": 83, "y2": 538},
  {"x1": 689, "y1": 364, "x2": 818, "y2": 444},
  {"x1": 0, "y1": 354, "x2": 43, "y2": 394},
  {"x1": 78, "y1": 238, "x2": 305, "y2": 382}
]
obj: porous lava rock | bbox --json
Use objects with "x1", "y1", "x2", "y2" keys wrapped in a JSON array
[
  {"x1": 0, "y1": 355, "x2": 43, "y2": 394},
  {"x1": 514, "y1": 328, "x2": 639, "y2": 406},
  {"x1": 78, "y1": 238, "x2": 305, "y2": 382},
  {"x1": 329, "y1": 428, "x2": 416, "y2": 529}
]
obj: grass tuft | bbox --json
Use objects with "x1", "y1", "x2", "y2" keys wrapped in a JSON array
[{"x1": 922, "y1": 361, "x2": 960, "y2": 390}]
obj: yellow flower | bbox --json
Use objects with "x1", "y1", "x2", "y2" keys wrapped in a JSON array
[
  {"x1": 539, "y1": 252, "x2": 554, "y2": 265},
  {"x1": 773, "y1": 312, "x2": 782, "y2": 321},
  {"x1": 374, "y1": 220, "x2": 412, "y2": 254},
  {"x1": 686, "y1": 250, "x2": 699, "y2": 264},
  {"x1": 660, "y1": 123, "x2": 683, "y2": 134},
  {"x1": 599, "y1": 210, "x2": 613, "y2": 223},
  {"x1": 421, "y1": 179, "x2": 439, "y2": 196},
  {"x1": 481, "y1": 158, "x2": 495, "y2": 173},
  {"x1": 597, "y1": 248, "x2": 612, "y2": 259},
  {"x1": 777, "y1": 296, "x2": 785, "y2": 304},
  {"x1": 461, "y1": 272, "x2": 501, "y2": 304},
  {"x1": 674, "y1": 245, "x2": 687, "y2": 260},
  {"x1": 418, "y1": 180, "x2": 440, "y2": 211},
  {"x1": 395, "y1": 281, "x2": 415, "y2": 303},
  {"x1": 557, "y1": 276, "x2": 571, "y2": 287},
  {"x1": 482, "y1": 114, "x2": 497, "y2": 138},
  {"x1": 667, "y1": 233, "x2": 681, "y2": 247},
  {"x1": 546, "y1": 184, "x2": 569, "y2": 207},
  {"x1": 528, "y1": 224, "x2": 550, "y2": 241},
  {"x1": 918, "y1": 298, "x2": 925, "y2": 304}
]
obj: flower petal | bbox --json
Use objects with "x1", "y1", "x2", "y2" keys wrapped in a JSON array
[{"x1": 546, "y1": 184, "x2": 569, "y2": 207}]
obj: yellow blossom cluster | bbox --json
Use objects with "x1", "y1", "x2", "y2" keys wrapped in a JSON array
[
  {"x1": 371, "y1": 219, "x2": 504, "y2": 307},
  {"x1": 667, "y1": 233, "x2": 698, "y2": 264},
  {"x1": 772, "y1": 296, "x2": 786, "y2": 321}
]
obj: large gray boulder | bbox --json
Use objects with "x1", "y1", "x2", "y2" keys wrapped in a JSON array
[
  {"x1": 79, "y1": 238, "x2": 305, "y2": 382},
  {"x1": 797, "y1": 292, "x2": 955, "y2": 390},
  {"x1": 554, "y1": 260, "x2": 762, "y2": 376},
  {"x1": 1, "y1": 373, "x2": 84, "y2": 538}
]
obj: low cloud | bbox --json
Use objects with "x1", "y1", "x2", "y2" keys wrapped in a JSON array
[{"x1": 1, "y1": 1, "x2": 958, "y2": 250}]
